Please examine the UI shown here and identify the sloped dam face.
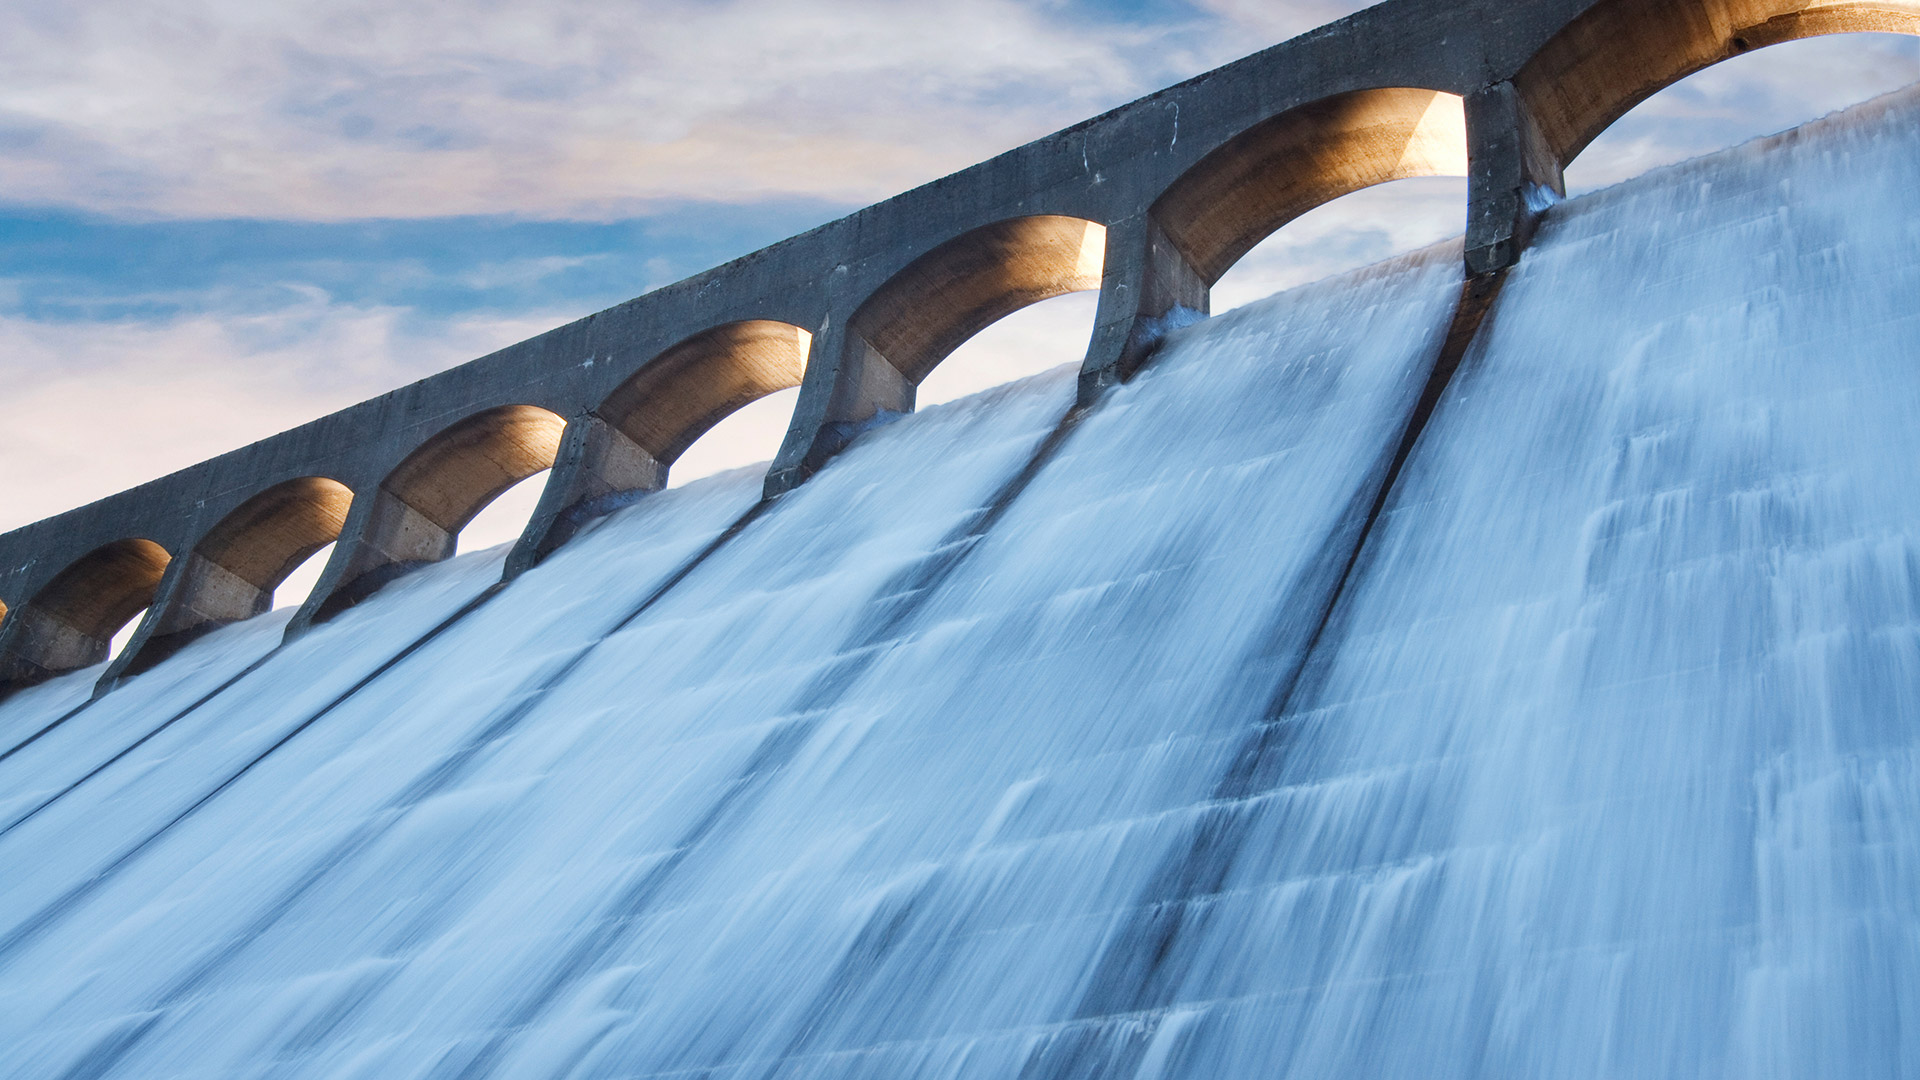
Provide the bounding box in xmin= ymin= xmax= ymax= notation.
xmin=4 ymin=91 xmax=1920 ymax=1080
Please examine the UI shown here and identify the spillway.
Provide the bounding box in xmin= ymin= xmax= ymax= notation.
xmin=3 ymin=89 xmax=1919 ymax=1078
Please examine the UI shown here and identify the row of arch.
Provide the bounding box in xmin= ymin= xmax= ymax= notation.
xmin=2 ymin=0 xmax=1914 ymax=694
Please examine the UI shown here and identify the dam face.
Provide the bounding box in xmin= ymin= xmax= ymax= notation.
xmin=4 ymin=85 xmax=1920 ymax=1080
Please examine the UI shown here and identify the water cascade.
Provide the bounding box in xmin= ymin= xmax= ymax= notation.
xmin=2 ymin=89 xmax=1917 ymax=1078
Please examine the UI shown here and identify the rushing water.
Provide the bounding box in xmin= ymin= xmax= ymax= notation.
xmin=2 ymin=89 xmax=1918 ymax=1079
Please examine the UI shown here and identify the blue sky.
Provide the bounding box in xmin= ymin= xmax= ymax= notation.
xmin=2 ymin=0 xmax=1917 ymax=547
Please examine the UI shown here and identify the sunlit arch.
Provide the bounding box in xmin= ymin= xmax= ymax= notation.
xmin=194 ymin=477 xmax=354 ymax=601
xmin=301 ymin=404 xmax=567 ymax=621
xmin=1517 ymin=0 xmax=1920 ymax=167
xmin=850 ymin=215 xmax=1107 ymax=387
xmin=0 ymin=538 xmax=170 ymax=685
xmin=109 ymin=477 xmax=354 ymax=676
xmin=1153 ymin=88 xmax=1468 ymax=285
xmin=382 ymin=404 xmax=568 ymax=538
xmin=600 ymin=320 xmax=811 ymax=469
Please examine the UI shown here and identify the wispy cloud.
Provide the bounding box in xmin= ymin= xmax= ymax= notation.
xmin=0 ymin=300 xmax=556 ymax=531
xmin=0 ymin=0 xmax=1208 ymax=219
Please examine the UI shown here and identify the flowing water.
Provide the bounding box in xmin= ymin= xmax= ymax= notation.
xmin=1 ymin=88 xmax=1917 ymax=1079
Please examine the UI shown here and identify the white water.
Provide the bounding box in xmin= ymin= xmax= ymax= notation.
xmin=0 ymin=89 xmax=1916 ymax=1078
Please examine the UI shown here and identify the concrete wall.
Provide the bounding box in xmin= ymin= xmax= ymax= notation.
xmin=2 ymin=0 xmax=1913 ymax=694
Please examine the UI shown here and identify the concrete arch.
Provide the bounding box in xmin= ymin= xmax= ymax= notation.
xmin=764 ymin=216 xmax=1105 ymax=494
xmin=114 ymin=477 xmax=353 ymax=676
xmin=195 ymin=476 xmax=354 ymax=596
xmin=501 ymin=322 xmax=812 ymax=576
xmin=1154 ymin=88 xmax=1469 ymax=284
xmin=382 ymin=404 xmax=569 ymax=538
xmin=851 ymin=215 xmax=1107 ymax=387
xmin=303 ymin=404 xmax=566 ymax=622
xmin=0 ymin=538 xmax=169 ymax=689
xmin=1516 ymin=0 xmax=1920 ymax=167
xmin=601 ymin=320 xmax=811 ymax=468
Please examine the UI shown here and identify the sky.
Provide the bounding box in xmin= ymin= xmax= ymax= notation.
xmin=3 ymin=0 xmax=1918 ymax=579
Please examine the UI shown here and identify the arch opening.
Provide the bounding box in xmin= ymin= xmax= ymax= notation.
xmin=918 ymin=290 xmax=1101 ymax=407
xmin=1561 ymin=30 xmax=1920 ymax=190
xmin=196 ymin=476 xmax=354 ymax=607
xmin=0 ymin=538 xmax=170 ymax=684
xmin=669 ymin=388 xmax=802 ymax=488
xmin=274 ymin=542 xmax=334 ymax=610
xmin=108 ymin=609 xmax=146 ymax=661
xmin=1152 ymin=87 xmax=1468 ymax=287
xmin=382 ymin=404 xmax=567 ymax=539
xmin=1209 ymin=175 xmax=1469 ymax=313
xmin=600 ymin=320 xmax=811 ymax=486
xmin=849 ymin=216 xmax=1106 ymax=390
xmin=458 ymin=469 xmax=552 ymax=553
xmin=1516 ymin=0 xmax=1920 ymax=173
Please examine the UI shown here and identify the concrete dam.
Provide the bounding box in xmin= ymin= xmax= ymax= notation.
xmin=4 ymin=0 xmax=1920 ymax=1076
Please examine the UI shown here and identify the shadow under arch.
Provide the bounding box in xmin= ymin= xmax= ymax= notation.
xmin=0 ymin=538 xmax=170 ymax=691
xmin=1516 ymin=0 xmax=1920 ymax=169
xmin=117 ymin=476 xmax=354 ymax=676
xmin=311 ymin=404 xmax=566 ymax=620
xmin=1153 ymin=87 xmax=1468 ymax=286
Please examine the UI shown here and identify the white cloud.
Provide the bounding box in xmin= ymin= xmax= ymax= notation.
xmin=0 ymin=301 xmax=556 ymax=532
xmin=0 ymin=0 xmax=1175 ymax=219
xmin=1187 ymin=0 xmax=1371 ymax=42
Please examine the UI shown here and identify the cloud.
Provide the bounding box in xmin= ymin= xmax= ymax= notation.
xmin=1186 ymin=0 xmax=1372 ymax=42
xmin=0 ymin=299 xmax=557 ymax=532
xmin=0 ymin=0 xmax=1191 ymax=220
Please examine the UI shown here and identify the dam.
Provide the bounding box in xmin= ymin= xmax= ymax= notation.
xmin=3 ymin=1 xmax=1920 ymax=1076
xmin=1 ymin=87 xmax=1917 ymax=1076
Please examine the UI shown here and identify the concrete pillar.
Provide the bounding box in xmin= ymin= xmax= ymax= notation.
xmin=0 ymin=538 xmax=171 ymax=696
xmin=94 ymin=553 xmax=257 ymax=684
xmin=0 ymin=606 xmax=110 ymax=693
xmin=1077 ymin=213 xmax=1210 ymax=404
xmin=1465 ymin=81 xmax=1566 ymax=276
xmin=764 ymin=320 xmax=905 ymax=498
xmin=283 ymin=490 xmax=444 ymax=635
xmin=504 ymin=413 xmax=667 ymax=579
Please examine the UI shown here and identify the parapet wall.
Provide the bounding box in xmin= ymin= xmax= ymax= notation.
xmin=3 ymin=0 xmax=1915 ymax=694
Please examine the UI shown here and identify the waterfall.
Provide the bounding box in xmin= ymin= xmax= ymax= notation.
xmin=1 ymin=88 xmax=1916 ymax=1080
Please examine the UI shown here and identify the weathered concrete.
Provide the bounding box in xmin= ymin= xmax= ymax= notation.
xmin=1 ymin=0 xmax=1911 ymax=696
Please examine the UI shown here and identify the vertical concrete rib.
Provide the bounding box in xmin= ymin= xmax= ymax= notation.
xmin=1465 ymin=82 xmax=1566 ymax=275
xmin=1077 ymin=214 xmax=1210 ymax=405
xmin=504 ymin=414 xmax=667 ymax=580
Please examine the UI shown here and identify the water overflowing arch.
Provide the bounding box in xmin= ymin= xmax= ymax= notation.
xmin=1516 ymin=0 xmax=1920 ymax=168
xmin=1153 ymin=88 xmax=1469 ymax=286
xmin=0 ymin=538 xmax=169 ymax=688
